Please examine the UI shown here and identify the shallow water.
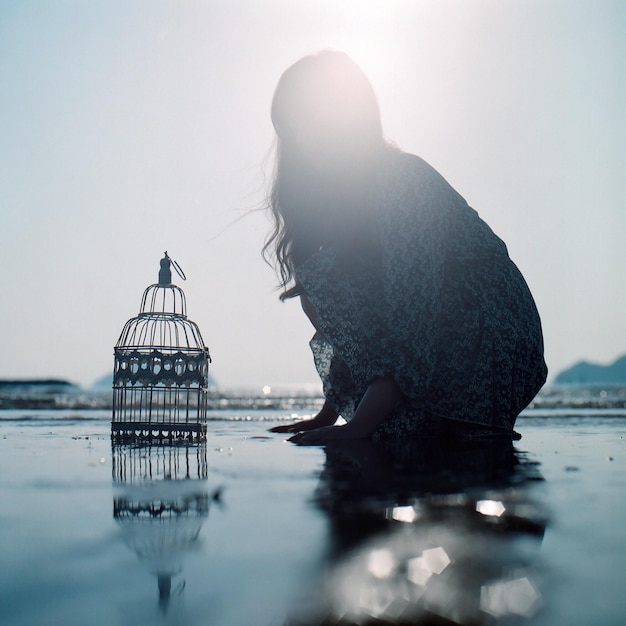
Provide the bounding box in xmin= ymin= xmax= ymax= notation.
xmin=1 ymin=409 xmax=625 ymax=625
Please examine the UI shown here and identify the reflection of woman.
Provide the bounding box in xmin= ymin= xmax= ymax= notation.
xmin=285 ymin=437 xmax=547 ymax=625
xmin=315 ymin=436 xmax=545 ymax=551
xmin=267 ymin=51 xmax=547 ymax=444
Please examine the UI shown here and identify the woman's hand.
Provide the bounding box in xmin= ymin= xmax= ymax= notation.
xmin=269 ymin=399 xmax=338 ymax=434
xmin=288 ymin=423 xmax=367 ymax=445
xmin=269 ymin=417 xmax=325 ymax=434
xmin=287 ymin=378 xmax=402 ymax=445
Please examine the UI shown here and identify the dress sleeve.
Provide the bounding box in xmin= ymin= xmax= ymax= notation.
xmin=372 ymin=155 xmax=459 ymax=400
xmin=296 ymin=247 xmax=372 ymax=388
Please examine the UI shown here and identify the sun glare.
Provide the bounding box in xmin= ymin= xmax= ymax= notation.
xmin=294 ymin=0 xmax=457 ymax=143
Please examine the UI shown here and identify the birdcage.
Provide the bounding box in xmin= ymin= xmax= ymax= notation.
xmin=112 ymin=253 xmax=211 ymax=442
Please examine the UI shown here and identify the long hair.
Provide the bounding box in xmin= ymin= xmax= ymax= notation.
xmin=263 ymin=51 xmax=387 ymax=300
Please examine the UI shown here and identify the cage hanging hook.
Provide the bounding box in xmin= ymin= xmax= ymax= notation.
xmin=164 ymin=251 xmax=186 ymax=281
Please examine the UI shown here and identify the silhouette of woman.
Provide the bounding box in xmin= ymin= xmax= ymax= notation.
xmin=266 ymin=51 xmax=547 ymax=444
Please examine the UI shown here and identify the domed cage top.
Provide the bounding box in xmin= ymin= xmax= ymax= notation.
xmin=112 ymin=253 xmax=211 ymax=442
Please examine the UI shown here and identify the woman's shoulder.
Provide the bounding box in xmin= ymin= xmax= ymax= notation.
xmin=378 ymin=148 xmax=509 ymax=258
xmin=382 ymin=148 xmax=462 ymax=198
xmin=382 ymin=146 xmax=428 ymax=176
xmin=387 ymin=148 xmax=431 ymax=170
xmin=378 ymin=147 xmax=469 ymax=217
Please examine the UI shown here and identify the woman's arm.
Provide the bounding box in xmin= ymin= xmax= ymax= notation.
xmin=344 ymin=377 xmax=402 ymax=436
xmin=288 ymin=377 xmax=401 ymax=443
xmin=300 ymin=293 xmax=319 ymax=331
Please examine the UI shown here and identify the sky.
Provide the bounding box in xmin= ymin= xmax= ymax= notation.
xmin=0 ymin=0 xmax=624 ymax=391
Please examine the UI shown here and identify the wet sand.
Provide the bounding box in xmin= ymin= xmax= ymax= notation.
xmin=1 ymin=412 xmax=625 ymax=625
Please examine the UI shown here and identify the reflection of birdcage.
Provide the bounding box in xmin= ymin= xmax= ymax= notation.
xmin=112 ymin=253 xmax=211 ymax=442
xmin=112 ymin=442 xmax=212 ymax=612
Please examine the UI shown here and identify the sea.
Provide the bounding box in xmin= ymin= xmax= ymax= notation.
xmin=1 ymin=380 xmax=625 ymax=419
xmin=1 ymin=383 xmax=625 ymax=625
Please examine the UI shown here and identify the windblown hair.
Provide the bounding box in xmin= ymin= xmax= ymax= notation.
xmin=263 ymin=51 xmax=387 ymax=300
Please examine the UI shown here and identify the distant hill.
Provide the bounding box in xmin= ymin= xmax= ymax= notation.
xmin=555 ymin=355 xmax=626 ymax=384
xmin=91 ymin=373 xmax=113 ymax=389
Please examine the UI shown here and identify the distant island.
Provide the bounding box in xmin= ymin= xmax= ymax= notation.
xmin=0 ymin=379 xmax=89 ymax=410
xmin=0 ymin=379 xmax=79 ymax=391
xmin=555 ymin=355 xmax=626 ymax=385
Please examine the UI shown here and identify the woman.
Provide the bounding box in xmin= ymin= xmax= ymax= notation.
xmin=265 ymin=51 xmax=547 ymax=443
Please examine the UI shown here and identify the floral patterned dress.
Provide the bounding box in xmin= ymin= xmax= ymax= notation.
xmin=295 ymin=150 xmax=547 ymax=439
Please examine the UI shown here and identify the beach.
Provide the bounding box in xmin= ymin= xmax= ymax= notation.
xmin=1 ymin=393 xmax=626 ymax=625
